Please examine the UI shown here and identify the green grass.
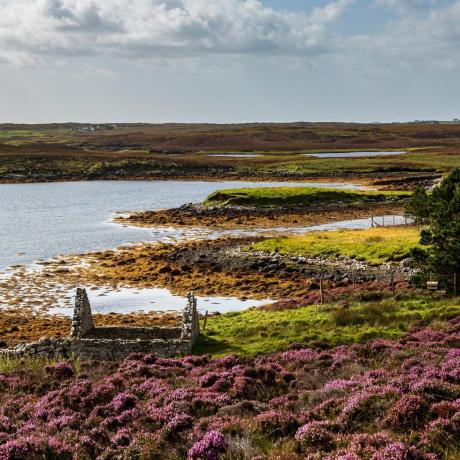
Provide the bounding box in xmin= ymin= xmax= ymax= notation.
xmin=0 ymin=130 xmax=46 ymax=139
xmin=0 ymin=355 xmax=82 ymax=374
xmin=4 ymin=139 xmax=38 ymax=147
xmin=0 ymin=355 xmax=58 ymax=374
xmin=195 ymin=297 xmax=460 ymax=356
xmin=252 ymin=227 xmax=421 ymax=265
xmin=205 ymin=186 xmax=410 ymax=207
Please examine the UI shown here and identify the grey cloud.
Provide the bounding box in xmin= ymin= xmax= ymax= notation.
xmin=0 ymin=0 xmax=351 ymax=63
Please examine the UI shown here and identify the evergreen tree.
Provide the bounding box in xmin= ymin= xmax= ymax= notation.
xmin=404 ymin=186 xmax=429 ymax=226
xmin=410 ymin=169 xmax=460 ymax=292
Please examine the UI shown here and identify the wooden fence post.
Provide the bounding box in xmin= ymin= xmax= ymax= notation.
xmin=319 ymin=275 xmax=324 ymax=305
xmin=203 ymin=310 xmax=208 ymax=332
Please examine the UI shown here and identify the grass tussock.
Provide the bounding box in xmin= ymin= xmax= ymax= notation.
xmin=252 ymin=226 xmax=421 ymax=264
xmin=0 ymin=355 xmax=60 ymax=374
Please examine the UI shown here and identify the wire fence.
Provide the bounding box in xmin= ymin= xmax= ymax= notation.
xmin=312 ymin=269 xmax=459 ymax=305
xmin=370 ymin=215 xmax=414 ymax=228
xmin=424 ymin=273 xmax=459 ymax=297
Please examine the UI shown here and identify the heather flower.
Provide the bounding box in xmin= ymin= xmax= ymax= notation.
xmin=112 ymin=428 xmax=131 ymax=447
xmin=48 ymin=414 xmax=78 ymax=430
xmin=165 ymin=414 xmax=193 ymax=433
xmin=0 ymin=439 xmax=30 ymax=459
xmin=429 ymin=399 xmax=460 ymax=419
xmin=77 ymin=434 xmax=100 ymax=457
xmin=371 ymin=442 xmax=433 ymax=460
xmin=255 ymin=411 xmax=298 ymax=437
xmin=382 ymin=394 xmax=429 ymax=431
xmin=200 ymin=372 xmax=220 ymax=388
xmin=212 ymin=355 xmax=240 ymax=369
xmin=85 ymin=382 xmax=117 ymax=405
xmin=45 ymin=436 xmax=73 ymax=459
xmin=422 ymin=418 xmax=460 ymax=450
xmin=323 ymin=379 xmax=359 ymax=393
xmin=67 ymin=379 xmax=92 ymax=400
xmin=295 ymin=421 xmax=335 ymax=451
xmin=45 ymin=362 xmax=74 ymax=379
xmin=109 ymin=392 xmax=138 ymax=412
xmin=136 ymin=378 xmax=165 ymax=396
xmin=338 ymin=389 xmax=398 ymax=428
xmin=187 ymin=430 xmax=227 ymax=460
xmin=0 ymin=320 xmax=458 ymax=460
xmin=0 ymin=415 xmax=12 ymax=433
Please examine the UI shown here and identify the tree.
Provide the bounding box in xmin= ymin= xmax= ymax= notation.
xmin=410 ymin=169 xmax=460 ymax=292
xmin=404 ymin=186 xmax=429 ymax=226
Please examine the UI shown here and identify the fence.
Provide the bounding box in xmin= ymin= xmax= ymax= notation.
xmin=313 ymin=268 xmax=459 ymax=305
xmin=370 ymin=215 xmax=413 ymax=228
xmin=425 ymin=273 xmax=459 ymax=297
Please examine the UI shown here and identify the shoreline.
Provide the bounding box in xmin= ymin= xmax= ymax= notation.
xmin=0 ymin=232 xmax=414 ymax=348
xmin=116 ymin=202 xmax=406 ymax=229
xmin=0 ymin=171 xmax=440 ymax=189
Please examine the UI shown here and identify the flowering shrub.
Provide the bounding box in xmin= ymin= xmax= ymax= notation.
xmin=295 ymin=421 xmax=335 ymax=451
xmin=0 ymin=318 xmax=458 ymax=459
xmin=187 ymin=430 xmax=226 ymax=460
xmin=44 ymin=362 xmax=74 ymax=379
xmin=382 ymin=394 xmax=429 ymax=430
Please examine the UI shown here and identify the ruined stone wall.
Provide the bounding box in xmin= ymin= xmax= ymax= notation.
xmin=70 ymin=288 xmax=94 ymax=338
xmin=181 ymin=292 xmax=200 ymax=345
xmin=1 ymin=289 xmax=200 ymax=361
xmin=0 ymin=337 xmax=71 ymax=359
xmin=70 ymin=338 xmax=192 ymax=361
xmin=84 ymin=326 xmax=182 ymax=340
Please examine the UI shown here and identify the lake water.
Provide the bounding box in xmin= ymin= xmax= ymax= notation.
xmin=208 ymin=153 xmax=262 ymax=158
xmin=304 ymin=151 xmax=406 ymax=158
xmin=52 ymin=286 xmax=272 ymax=316
xmin=0 ymin=180 xmax=367 ymax=270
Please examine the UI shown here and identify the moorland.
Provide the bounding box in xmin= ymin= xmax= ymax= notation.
xmin=0 ymin=122 xmax=459 ymax=459
xmin=2 ymin=122 xmax=460 ymax=187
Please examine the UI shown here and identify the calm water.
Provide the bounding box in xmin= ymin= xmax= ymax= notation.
xmin=208 ymin=154 xmax=262 ymax=158
xmin=0 ymin=180 xmax=367 ymax=270
xmin=304 ymin=151 xmax=406 ymax=158
xmin=52 ymin=286 xmax=273 ymax=316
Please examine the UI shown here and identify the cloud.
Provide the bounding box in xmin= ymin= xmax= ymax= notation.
xmin=0 ymin=0 xmax=351 ymax=65
xmin=354 ymin=1 xmax=460 ymax=69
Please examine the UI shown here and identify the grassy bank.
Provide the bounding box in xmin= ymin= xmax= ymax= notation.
xmin=205 ymin=186 xmax=410 ymax=207
xmin=196 ymin=296 xmax=460 ymax=356
xmin=252 ymin=226 xmax=420 ymax=264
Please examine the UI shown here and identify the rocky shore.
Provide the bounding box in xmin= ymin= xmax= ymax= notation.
xmin=116 ymin=201 xmax=405 ymax=229
xmin=58 ymin=236 xmax=414 ymax=305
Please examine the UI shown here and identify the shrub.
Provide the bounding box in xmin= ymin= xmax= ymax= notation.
xmin=187 ymin=431 xmax=227 ymax=460
xmin=295 ymin=421 xmax=335 ymax=452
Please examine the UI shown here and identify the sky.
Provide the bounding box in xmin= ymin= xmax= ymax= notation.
xmin=1 ymin=0 xmax=460 ymax=124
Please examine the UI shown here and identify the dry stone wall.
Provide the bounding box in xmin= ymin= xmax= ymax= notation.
xmin=70 ymin=288 xmax=94 ymax=338
xmin=1 ymin=289 xmax=200 ymax=361
xmin=0 ymin=337 xmax=71 ymax=359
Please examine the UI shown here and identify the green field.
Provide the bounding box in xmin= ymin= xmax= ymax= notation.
xmin=205 ymin=186 xmax=410 ymax=207
xmin=252 ymin=227 xmax=420 ymax=265
xmin=195 ymin=296 xmax=460 ymax=356
xmin=0 ymin=129 xmax=46 ymax=139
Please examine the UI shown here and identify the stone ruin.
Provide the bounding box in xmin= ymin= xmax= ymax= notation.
xmin=1 ymin=288 xmax=200 ymax=360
